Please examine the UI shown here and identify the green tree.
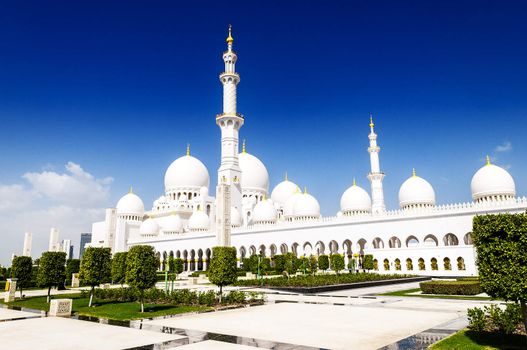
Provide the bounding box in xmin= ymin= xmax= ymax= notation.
xmin=260 ymin=257 xmax=271 ymax=276
xmin=80 ymin=247 xmax=111 ymax=307
xmin=11 ymin=256 xmax=33 ymax=298
xmin=330 ymin=254 xmax=345 ymax=275
xmin=65 ymin=259 xmax=80 ymax=285
xmin=362 ymin=254 xmax=374 ymax=271
xmin=473 ymin=213 xmax=527 ymax=335
xmin=283 ymin=253 xmax=298 ymax=275
xmin=126 ymin=245 xmax=158 ymax=312
xmin=111 ymin=252 xmax=128 ymax=286
xmin=208 ymin=246 xmax=237 ymax=303
xmin=308 ymin=255 xmax=318 ymax=275
xmin=318 ymin=254 xmax=329 ymax=272
xmin=272 ymin=254 xmax=286 ymax=273
xmin=37 ymin=251 xmax=66 ymax=302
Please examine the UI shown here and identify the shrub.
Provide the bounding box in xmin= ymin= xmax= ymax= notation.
xmin=283 ymin=253 xmax=298 ymax=275
xmin=224 ymin=290 xmax=246 ymax=304
xmin=308 ymin=255 xmax=318 ymax=275
xmin=330 ymin=254 xmax=345 ymax=275
xmin=363 ymin=255 xmax=374 ymax=270
xmin=318 ymin=255 xmax=329 ymax=271
xmin=272 ymin=254 xmax=286 ymax=273
xmin=260 ymin=257 xmax=271 ymax=275
xmin=485 ymin=304 xmax=523 ymax=335
xmin=420 ymin=280 xmax=482 ymax=295
xmin=111 ymin=252 xmax=127 ymax=286
xmin=11 ymin=256 xmax=33 ymax=298
xmin=467 ymin=307 xmax=486 ymax=332
xmin=65 ymin=259 xmax=80 ymax=285
xmin=347 ymin=258 xmax=356 ymax=272
xmin=198 ymin=290 xmax=216 ymax=306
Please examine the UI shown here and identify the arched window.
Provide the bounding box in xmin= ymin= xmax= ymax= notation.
xmin=389 ymin=236 xmax=401 ymax=248
xmin=372 ymin=237 xmax=384 ymax=249
xmin=443 ymin=233 xmax=459 ymax=246
xmin=406 ymin=236 xmax=419 ymax=247
xmin=457 ymin=257 xmax=466 ymax=270
xmin=443 ymin=257 xmax=451 ymax=270
xmin=418 ymin=258 xmax=425 ymax=271
xmin=423 ymin=235 xmax=438 ymax=247
xmin=406 ymin=258 xmax=413 ymax=270
xmin=394 ymin=258 xmax=401 ymax=271
xmin=463 ymin=232 xmax=473 ymax=245
xmin=383 ymin=259 xmax=390 ymax=271
xmin=431 ymin=258 xmax=438 ymax=270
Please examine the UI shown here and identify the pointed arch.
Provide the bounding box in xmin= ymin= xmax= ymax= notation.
xmin=372 ymin=237 xmax=384 ymax=249
xmin=423 ymin=234 xmax=438 ymax=247
xmin=389 ymin=236 xmax=401 ymax=248
xmin=406 ymin=236 xmax=419 ymax=247
xmin=443 ymin=233 xmax=459 ymax=246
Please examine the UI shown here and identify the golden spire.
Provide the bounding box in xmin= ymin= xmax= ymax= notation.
xmin=296 ymin=186 xmax=300 ymax=193
xmin=353 ymin=178 xmax=356 ymax=186
xmin=285 ymin=171 xmax=288 ymax=181
xmin=186 ymin=143 xmax=190 ymax=156
xmin=369 ymin=112 xmax=374 ymax=129
xmin=129 ymin=186 xmax=133 ymax=194
xmin=226 ymin=24 xmax=234 ymax=44
xmin=486 ymin=155 xmax=491 ymax=166
xmin=412 ymin=168 xmax=416 ymax=177
xmin=242 ymin=139 xmax=246 ymax=153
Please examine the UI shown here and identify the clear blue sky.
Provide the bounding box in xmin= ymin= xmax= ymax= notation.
xmin=0 ymin=1 xmax=526 ymax=263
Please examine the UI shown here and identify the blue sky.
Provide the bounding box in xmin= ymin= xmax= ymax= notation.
xmin=0 ymin=1 xmax=526 ymax=264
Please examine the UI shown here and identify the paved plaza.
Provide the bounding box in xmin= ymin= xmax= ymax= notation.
xmin=0 ymin=283 xmax=500 ymax=349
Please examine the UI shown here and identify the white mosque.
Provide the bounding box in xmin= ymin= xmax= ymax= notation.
xmin=89 ymin=27 xmax=527 ymax=276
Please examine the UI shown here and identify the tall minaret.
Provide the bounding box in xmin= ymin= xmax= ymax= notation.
xmin=216 ymin=25 xmax=243 ymax=246
xmin=367 ymin=114 xmax=386 ymax=214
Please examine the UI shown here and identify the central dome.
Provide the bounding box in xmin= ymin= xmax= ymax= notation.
xmin=238 ymin=151 xmax=269 ymax=193
xmin=399 ymin=170 xmax=436 ymax=209
xmin=164 ymin=154 xmax=210 ymax=192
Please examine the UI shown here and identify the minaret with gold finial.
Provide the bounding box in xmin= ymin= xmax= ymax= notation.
xmin=216 ymin=25 xmax=244 ymax=246
xmin=367 ymin=113 xmax=386 ymax=214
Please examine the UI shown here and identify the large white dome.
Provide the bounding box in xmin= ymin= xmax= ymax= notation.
xmin=188 ymin=210 xmax=209 ymax=231
xmin=162 ymin=214 xmax=183 ymax=233
xmin=238 ymin=151 xmax=269 ymax=193
xmin=340 ymin=181 xmax=372 ymax=214
xmin=471 ymin=160 xmax=515 ymax=202
xmin=399 ymin=170 xmax=436 ymax=209
xmin=293 ymin=192 xmax=321 ymax=219
xmin=252 ymin=199 xmax=277 ymax=224
xmin=164 ymin=154 xmax=210 ymax=192
xmin=116 ymin=191 xmax=145 ymax=216
xmin=271 ymin=177 xmax=298 ymax=205
xmin=139 ymin=217 xmax=159 ymax=236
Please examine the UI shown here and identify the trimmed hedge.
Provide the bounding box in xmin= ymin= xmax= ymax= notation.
xmin=236 ymin=272 xmax=414 ymax=287
xmin=420 ymin=280 xmax=482 ymax=295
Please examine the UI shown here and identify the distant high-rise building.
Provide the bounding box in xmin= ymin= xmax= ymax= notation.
xmin=69 ymin=245 xmax=74 ymax=260
xmin=23 ymin=232 xmax=32 ymax=257
xmin=61 ymin=239 xmax=72 ymax=259
xmin=48 ymin=228 xmax=60 ymax=252
xmin=79 ymin=233 xmax=92 ymax=259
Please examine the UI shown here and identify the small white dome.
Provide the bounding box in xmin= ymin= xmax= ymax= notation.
xmin=139 ymin=218 xmax=159 ymax=236
xmin=271 ymin=178 xmax=298 ymax=205
xmin=163 ymin=214 xmax=183 ymax=233
xmin=284 ymin=189 xmax=302 ymax=218
xmin=116 ymin=191 xmax=145 ymax=215
xmin=164 ymin=154 xmax=210 ymax=192
xmin=231 ymin=207 xmax=242 ymax=227
xmin=252 ymin=199 xmax=277 ymax=223
xmin=239 ymin=151 xmax=269 ymax=193
xmin=293 ymin=192 xmax=320 ymax=219
xmin=399 ymin=170 xmax=436 ymax=209
xmin=188 ymin=210 xmax=209 ymax=231
xmin=471 ymin=160 xmax=515 ymax=202
xmin=340 ymin=182 xmax=372 ymax=214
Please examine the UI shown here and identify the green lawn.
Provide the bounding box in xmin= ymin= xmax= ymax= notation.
xmin=1 ymin=294 xmax=211 ymax=321
xmin=430 ymin=329 xmax=527 ymax=350
xmin=379 ymin=288 xmax=492 ymax=300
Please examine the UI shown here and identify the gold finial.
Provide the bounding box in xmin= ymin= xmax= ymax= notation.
xmin=296 ymin=186 xmax=300 ymax=193
xmin=226 ymin=24 xmax=234 ymax=44
xmin=186 ymin=143 xmax=190 ymax=156
xmin=486 ymin=155 xmax=491 ymax=166
xmin=129 ymin=186 xmax=133 ymax=194
xmin=412 ymin=168 xmax=416 ymax=177
xmin=304 ymin=186 xmax=308 ymax=194
xmin=353 ymin=178 xmax=356 ymax=186
xmin=369 ymin=112 xmax=374 ymax=128
xmin=285 ymin=171 xmax=288 ymax=181
xmin=242 ymin=139 xmax=246 ymax=153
